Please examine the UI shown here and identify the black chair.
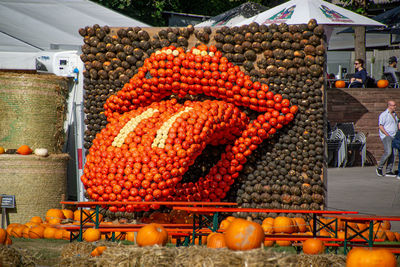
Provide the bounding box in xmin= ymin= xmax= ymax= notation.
xmin=335 ymin=122 xmax=366 ymax=167
xmin=382 ymin=72 xmax=399 ymax=88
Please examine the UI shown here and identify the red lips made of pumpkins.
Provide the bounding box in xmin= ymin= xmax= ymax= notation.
xmin=81 ymin=44 xmax=298 ymax=212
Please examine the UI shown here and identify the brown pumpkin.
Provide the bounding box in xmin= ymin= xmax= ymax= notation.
xmin=207 ymin=233 xmax=226 ymax=248
xmin=335 ymin=80 xmax=346 ymax=88
xmin=224 ymin=218 xmax=264 ymax=251
xmin=346 ymin=247 xmax=396 ymax=267
xmin=377 ymin=79 xmax=389 ymax=88
xmin=83 ymin=228 xmax=101 ymax=242
xmin=136 ymin=223 xmax=168 ymax=247
xmin=302 ymin=238 xmax=325 ymax=254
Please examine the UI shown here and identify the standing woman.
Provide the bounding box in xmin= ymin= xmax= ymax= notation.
xmin=349 ymin=59 xmax=367 ymax=88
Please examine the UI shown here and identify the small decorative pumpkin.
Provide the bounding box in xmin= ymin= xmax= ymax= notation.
xmin=83 ymin=228 xmax=101 ymax=242
xmin=335 ymin=80 xmax=346 ymax=88
xmin=17 ymin=145 xmax=32 ymax=155
xmin=0 ymin=146 xmax=5 ymax=154
xmin=136 ymin=223 xmax=168 ymax=247
xmin=377 ymin=79 xmax=389 ymax=88
xmin=207 ymin=233 xmax=226 ymax=248
xmin=302 ymin=238 xmax=325 ymax=254
xmin=34 ymin=148 xmax=48 ymax=157
xmin=224 ymin=218 xmax=264 ymax=251
xmin=346 ymin=247 xmax=396 ymax=267
xmin=91 ymin=246 xmax=107 ymax=257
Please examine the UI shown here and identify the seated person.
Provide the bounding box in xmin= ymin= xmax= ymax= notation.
xmin=384 ymin=56 xmax=398 ymax=84
xmin=349 ymin=59 xmax=367 ymax=88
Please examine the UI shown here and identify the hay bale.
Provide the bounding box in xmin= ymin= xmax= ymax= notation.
xmin=0 ymin=154 xmax=69 ymax=223
xmin=0 ymin=245 xmax=37 ymax=267
xmin=58 ymin=244 xmax=347 ymax=267
xmin=0 ymin=72 xmax=69 ymax=153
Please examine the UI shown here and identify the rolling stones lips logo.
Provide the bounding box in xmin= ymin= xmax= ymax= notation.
xmin=81 ymin=45 xmax=298 ymax=212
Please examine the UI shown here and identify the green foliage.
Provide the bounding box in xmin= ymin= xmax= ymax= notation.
xmin=90 ymin=0 xmax=288 ymax=26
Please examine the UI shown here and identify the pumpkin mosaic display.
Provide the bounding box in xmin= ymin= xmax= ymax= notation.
xmin=80 ymin=21 xmax=326 ymax=220
xmin=81 ymin=45 xmax=297 ymax=211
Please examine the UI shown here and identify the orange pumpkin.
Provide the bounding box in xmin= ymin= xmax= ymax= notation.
xmin=11 ymin=225 xmax=26 ymax=238
xmin=91 ymin=246 xmax=107 ymax=257
xmin=385 ymin=230 xmax=396 ymax=242
xmin=0 ymin=228 xmax=7 ymax=244
xmin=62 ymin=209 xmax=74 ymax=219
xmin=293 ymin=217 xmax=307 ymax=233
xmin=83 ymin=228 xmax=101 ymax=242
xmin=335 ymin=80 xmax=346 ymax=88
xmin=125 ymin=232 xmax=136 ymax=242
xmin=346 ymin=247 xmax=396 ymax=267
xmin=5 ymin=235 xmax=12 ymax=245
xmin=28 ymin=225 xmax=45 ymax=239
xmin=264 ymin=240 xmax=275 ymax=247
xmin=54 ymin=229 xmax=65 ymax=239
xmin=206 ymin=233 xmax=226 ymax=248
xmin=262 ymin=217 xmax=274 ymax=234
xmin=136 ymin=223 xmax=168 ymax=247
xmin=224 ymin=218 xmax=264 ymax=251
xmin=17 ymin=145 xmax=32 ymax=155
xmin=30 ymin=216 xmax=43 ymax=224
xmin=394 ymin=232 xmax=400 ymax=242
xmin=276 ymin=240 xmax=292 ymax=246
xmin=219 ymin=219 xmax=231 ymax=230
xmin=43 ymin=227 xmax=57 ymax=239
xmin=273 ymin=216 xmax=294 ymax=233
xmin=45 ymin=209 xmax=65 ymax=222
xmin=377 ymin=79 xmax=389 ymax=88
xmin=302 ymin=238 xmax=325 ymax=254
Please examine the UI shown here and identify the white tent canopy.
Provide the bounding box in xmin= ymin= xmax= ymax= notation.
xmin=234 ymin=0 xmax=385 ymax=27
xmin=195 ymin=2 xmax=267 ymax=27
xmin=0 ymin=0 xmax=150 ymax=69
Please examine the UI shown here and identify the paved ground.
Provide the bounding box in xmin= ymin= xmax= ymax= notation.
xmin=328 ymin=166 xmax=400 ymax=231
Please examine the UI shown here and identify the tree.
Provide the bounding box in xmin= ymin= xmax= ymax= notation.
xmin=332 ymin=0 xmax=376 ymax=63
xmin=91 ymin=0 xmax=287 ymax=26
